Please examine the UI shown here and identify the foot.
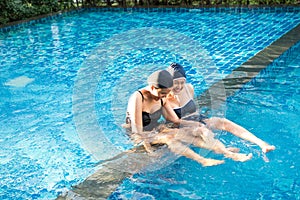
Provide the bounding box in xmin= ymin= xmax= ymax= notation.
xmin=226 ymin=147 xmax=240 ymax=153
xmin=226 ymin=153 xmax=253 ymax=162
xmin=201 ymin=158 xmax=225 ymax=167
xmin=262 ymin=144 xmax=275 ymax=153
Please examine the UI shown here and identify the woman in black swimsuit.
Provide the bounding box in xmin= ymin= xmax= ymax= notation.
xmin=125 ymin=70 xmax=180 ymax=150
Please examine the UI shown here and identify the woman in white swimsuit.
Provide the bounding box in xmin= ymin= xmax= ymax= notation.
xmin=165 ymin=62 xmax=275 ymax=154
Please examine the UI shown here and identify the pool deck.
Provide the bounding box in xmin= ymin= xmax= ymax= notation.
xmin=56 ymin=22 xmax=300 ymax=200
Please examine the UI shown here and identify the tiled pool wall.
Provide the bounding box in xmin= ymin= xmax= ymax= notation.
xmin=1 ymin=6 xmax=300 ymax=33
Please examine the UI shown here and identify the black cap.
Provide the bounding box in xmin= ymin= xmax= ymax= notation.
xmin=147 ymin=70 xmax=173 ymax=88
xmin=167 ymin=63 xmax=186 ymax=79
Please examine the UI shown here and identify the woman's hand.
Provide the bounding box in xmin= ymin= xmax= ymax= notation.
xmin=179 ymin=119 xmax=201 ymax=127
xmin=143 ymin=141 xmax=155 ymax=153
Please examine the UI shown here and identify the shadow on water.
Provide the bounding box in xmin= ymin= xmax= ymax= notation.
xmin=57 ymin=23 xmax=300 ymax=200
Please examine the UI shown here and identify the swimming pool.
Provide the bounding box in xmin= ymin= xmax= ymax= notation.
xmin=108 ymin=39 xmax=300 ymax=200
xmin=0 ymin=7 xmax=299 ymax=199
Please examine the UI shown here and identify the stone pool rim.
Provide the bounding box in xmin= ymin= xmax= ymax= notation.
xmin=1 ymin=6 xmax=300 ymax=33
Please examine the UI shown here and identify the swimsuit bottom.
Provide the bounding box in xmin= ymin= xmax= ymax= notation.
xmin=182 ymin=113 xmax=208 ymax=125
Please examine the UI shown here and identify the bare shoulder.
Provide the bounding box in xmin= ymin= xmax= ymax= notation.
xmin=139 ymin=89 xmax=151 ymax=100
xmin=129 ymin=90 xmax=143 ymax=102
xmin=186 ymin=83 xmax=194 ymax=93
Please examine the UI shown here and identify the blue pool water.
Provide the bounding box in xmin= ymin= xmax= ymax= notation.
xmin=0 ymin=8 xmax=299 ymax=199
xmin=109 ymin=40 xmax=300 ymax=200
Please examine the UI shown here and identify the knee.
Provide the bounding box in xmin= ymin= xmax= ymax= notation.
xmin=207 ymin=117 xmax=227 ymax=129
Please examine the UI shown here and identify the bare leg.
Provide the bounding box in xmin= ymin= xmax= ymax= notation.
xmin=180 ymin=126 xmax=240 ymax=152
xmin=166 ymin=140 xmax=224 ymax=167
xmin=226 ymin=147 xmax=240 ymax=153
xmin=165 ymin=126 xmax=252 ymax=162
xmin=149 ymin=132 xmax=224 ymax=167
xmin=204 ymin=117 xmax=275 ymax=153
xmin=182 ymin=127 xmax=253 ymax=162
xmin=194 ymin=138 xmax=253 ymax=162
xmin=149 ymin=126 xmax=250 ymax=164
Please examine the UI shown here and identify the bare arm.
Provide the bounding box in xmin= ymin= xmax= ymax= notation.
xmin=163 ymin=98 xmax=201 ymax=127
xmin=127 ymin=91 xmax=143 ymax=134
xmin=186 ymin=83 xmax=195 ymax=97
xmin=126 ymin=92 xmax=155 ymax=152
xmin=162 ymin=99 xmax=181 ymax=125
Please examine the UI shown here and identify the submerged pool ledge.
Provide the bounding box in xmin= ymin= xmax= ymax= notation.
xmin=196 ymin=22 xmax=300 ymax=108
xmin=56 ymin=146 xmax=171 ymax=199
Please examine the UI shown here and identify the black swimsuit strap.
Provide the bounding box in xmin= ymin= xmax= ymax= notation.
xmin=138 ymin=90 xmax=144 ymax=101
xmin=138 ymin=90 xmax=163 ymax=107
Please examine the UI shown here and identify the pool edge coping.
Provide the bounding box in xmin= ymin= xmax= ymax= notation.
xmin=1 ymin=6 xmax=300 ymax=33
